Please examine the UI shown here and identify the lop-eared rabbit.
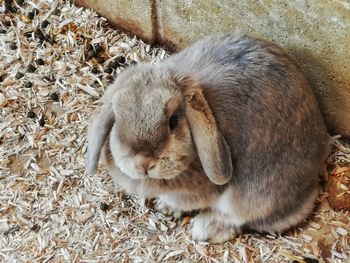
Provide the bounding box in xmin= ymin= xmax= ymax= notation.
xmin=87 ymin=33 xmax=329 ymax=243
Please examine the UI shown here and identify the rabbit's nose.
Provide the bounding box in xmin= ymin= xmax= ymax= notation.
xmin=135 ymin=154 xmax=157 ymax=175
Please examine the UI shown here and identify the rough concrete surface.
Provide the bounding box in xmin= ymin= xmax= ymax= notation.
xmin=75 ymin=0 xmax=350 ymax=136
xmin=75 ymin=0 xmax=155 ymax=43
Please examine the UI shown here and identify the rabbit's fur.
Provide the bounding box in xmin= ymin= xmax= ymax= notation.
xmin=87 ymin=33 xmax=330 ymax=243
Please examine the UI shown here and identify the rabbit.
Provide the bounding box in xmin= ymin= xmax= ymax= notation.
xmin=87 ymin=33 xmax=330 ymax=243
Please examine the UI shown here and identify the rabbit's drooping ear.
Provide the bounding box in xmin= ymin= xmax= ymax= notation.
xmin=86 ymin=101 xmax=114 ymax=175
xmin=179 ymin=78 xmax=233 ymax=185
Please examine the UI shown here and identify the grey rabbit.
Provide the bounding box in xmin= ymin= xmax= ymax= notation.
xmin=87 ymin=33 xmax=330 ymax=243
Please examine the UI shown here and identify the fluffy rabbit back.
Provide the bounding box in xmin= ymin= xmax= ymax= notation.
xmin=165 ymin=33 xmax=330 ymax=231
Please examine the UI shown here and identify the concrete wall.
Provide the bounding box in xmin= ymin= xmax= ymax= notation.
xmin=75 ymin=0 xmax=350 ymax=137
xmin=75 ymin=0 xmax=155 ymax=42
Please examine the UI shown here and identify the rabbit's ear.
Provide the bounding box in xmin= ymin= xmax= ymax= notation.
xmin=179 ymin=78 xmax=232 ymax=185
xmin=86 ymin=101 xmax=114 ymax=175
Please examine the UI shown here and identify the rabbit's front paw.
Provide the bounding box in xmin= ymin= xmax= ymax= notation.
xmin=154 ymin=199 xmax=183 ymax=218
xmin=192 ymin=211 xmax=241 ymax=244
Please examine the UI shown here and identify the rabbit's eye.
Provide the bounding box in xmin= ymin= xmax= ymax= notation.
xmin=169 ymin=114 xmax=179 ymax=132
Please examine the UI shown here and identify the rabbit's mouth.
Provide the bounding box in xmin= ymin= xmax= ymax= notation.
xmin=124 ymin=157 xmax=191 ymax=180
xmin=109 ymin=147 xmax=189 ymax=180
xmin=122 ymin=154 xmax=193 ymax=180
xmin=147 ymin=166 xmax=183 ymax=180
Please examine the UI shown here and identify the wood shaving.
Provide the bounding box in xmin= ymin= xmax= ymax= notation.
xmin=1 ymin=1 xmax=349 ymax=262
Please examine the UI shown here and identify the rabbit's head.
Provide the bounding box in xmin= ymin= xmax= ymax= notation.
xmin=87 ymin=65 xmax=232 ymax=185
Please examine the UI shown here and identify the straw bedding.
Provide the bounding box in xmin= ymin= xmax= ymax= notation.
xmin=0 ymin=1 xmax=349 ymax=262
